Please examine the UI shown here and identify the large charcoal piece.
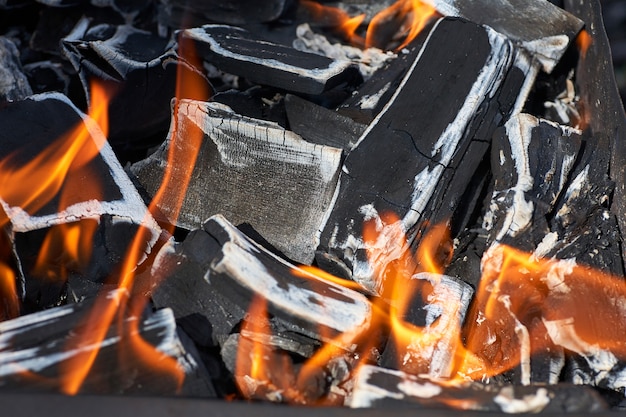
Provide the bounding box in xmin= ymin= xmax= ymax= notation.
xmin=316 ymin=17 xmax=524 ymax=294
xmin=182 ymin=25 xmax=362 ymax=96
xmin=426 ymin=0 xmax=584 ymax=72
xmin=0 ymin=292 xmax=215 ymax=397
xmin=61 ymin=20 xmax=206 ymax=152
xmin=0 ymin=92 xmax=161 ymax=310
xmin=131 ymin=100 xmax=343 ymax=264
xmin=348 ymin=365 xmax=608 ymax=413
xmin=151 ymin=214 xmax=373 ymax=349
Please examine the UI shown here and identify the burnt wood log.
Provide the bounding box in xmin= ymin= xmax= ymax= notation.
xmin=315 ymin=17 xmax=530 ymax=295
xmin=130 ymin=100 xmax=343 ymax=264
xmin=182 ymin=25 xmax=363 ymax=96
xmin=0 ymin=37 xmax=32 ymax=101
xmin=150 ymin=215 xmax=373 ymax=350
xmin=0 ymin=294 xmax=215 ymax=397
xmin=348 ymin=365 xmax=608 ymax=413
xmin=426 ymin=0 xmax=584 ymax=72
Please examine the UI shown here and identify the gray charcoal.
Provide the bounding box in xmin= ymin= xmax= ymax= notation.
xmin=130 ymin=100 xmax=343 ymax=264
xmin=0 ymin=37 xmax=32 ymax=101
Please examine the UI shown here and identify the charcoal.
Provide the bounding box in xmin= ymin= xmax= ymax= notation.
xmin=61 ymin=20 xmax=209 ymax=154
xmin=130 ymin=100 xmax=343 ymax=264
xmin=182 ymin=25 xmax=363 ymax=96
xmin=427 ymin=0 xmax=584 ymax=72
xmin=379 ymin=273 xmax=473 ymax=379
xmin=0 ymin=37 xmax=32 ymax=101
xmin=157 ymin=0 xmax=288 ymax=29
xmin=563 ymin=0 xmax=626 ymax=272
xmin=151 ymin=214 xmax=373 ymax=350
xmin=349 ymin=365 xmax=608 ymax=413
xmin=284 ymin=93 xmax=365 ymax=152
xmin=22 ymin=61 xmax=72 ymax=95
xmin=315 ymin=17 xmax=526 ymax=295
xmin=0 ymin=293 xmax=216 ymax=397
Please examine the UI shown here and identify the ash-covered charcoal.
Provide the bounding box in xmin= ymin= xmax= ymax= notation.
xmin=0 ymin=37 xmax=32 ymax=101
xmin=315 ymin=17 xmax=523 ymax=295
xmin=130 ymin=100 xmax=342 ymax=264
xmin=379 ymin=273 xmax=473 ymax=379
xmin=61 ymin=20 xmax=209 ymax=156
xmin=426 ymin=0 xmax=584 ymax=73
xmin=182 ymin=25 xmax=363 ymax=96
xmin=150 ymin=214 xmax=373 ymax=351
xmin=483 ymin=113 xmax=583 ymax=250
xmin=0 ymin=92 xmax=161 ymax=309
xmin=157 ymin=0 xmax=288 ymax=29
xmin=348 ymin=365 xmax=608 ymax=413
xmin=0 ymin=292 xmax=216 ymax=397
xmin=284 ymin=93 xmax=365 ymax=151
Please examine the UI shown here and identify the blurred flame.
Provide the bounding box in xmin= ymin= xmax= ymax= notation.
xmin=576 ymin=29 xmax=592 ymax=59
xmin=301 ymin=0 xmax=436 ymax=51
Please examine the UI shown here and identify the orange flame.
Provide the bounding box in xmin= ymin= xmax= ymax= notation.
xmin=58 ymin=33 xmax=210 ymax=395
xmin=366 ymin=0 xmax=437 ymax=50
xmin=301 ymin=0 xmax=437 ymax=51
xmin=576 ymin=29 xmax=592 ymax=59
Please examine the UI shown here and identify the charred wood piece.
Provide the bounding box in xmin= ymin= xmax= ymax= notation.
xmin=316 ymin=17 xmax=524 ymax=295
xmin=425 ymin=0 xmax=584 ymax=72
xmin=348 ymin=365 xmax=608 ymax=413
xmin=130 ymin=100 xmax=343 ymax=264
xmin=182 ymin=25 xmax=363 ymax=96
xmin=150 ymin=214 xmax=373 ymax=350
xmin=0 ymin=294 xmax=215 ymax=397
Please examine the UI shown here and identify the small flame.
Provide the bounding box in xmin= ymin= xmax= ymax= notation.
xmin=301 ymin=0 xmax=437 ymax=51
xmin=366 ymin=0 xmax=437 ymax=50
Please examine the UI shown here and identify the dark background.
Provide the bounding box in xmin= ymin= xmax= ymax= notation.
xmin=601 ymin=0 xmax=626 ymax=107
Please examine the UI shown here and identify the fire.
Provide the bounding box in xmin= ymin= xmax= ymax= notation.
xmin=301 ymin=0 xmax=437 ymax=51
xmin=576 ymin=29 xmax=592 ymax=59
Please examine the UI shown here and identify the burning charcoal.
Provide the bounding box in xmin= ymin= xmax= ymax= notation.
xmin=380 ymin=273 xmax=473 ymax=379
xmin=348 ymin=365 xmax=608 ymax=413
xmin=0 ymin=292 xmax=216 ymax=397
xmin=284 ymin=93 xmax=365 ymax=152
xmin=0 ymin=37 xmax=32 ymax=101
xmin=0 ymin=92 xmax=161 ymax=309
xmin=151 ymin=214 xmax=373 ymax=350
xmin=157 ymin=0 xmax=288 ymax=29
xmin=316 ymin=17 xmax=530 ymax=294
xmin=563 ymin=0 xmax=626 ymax=271
xmin=130 ymin=100 xmax=343 ymax=264
xmin=61 ymin=20 xmax=208 ymax=154
xmin=181 ymin=25 xmax=363 ymax=96
xmin=426 ymin=0 xmax=584 ymax=72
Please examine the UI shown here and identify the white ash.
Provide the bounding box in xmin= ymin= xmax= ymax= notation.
xmin=493 ymin=386 xmax=550 ymax=414
xmin=293 ymin=23 xmax=395 ymax=80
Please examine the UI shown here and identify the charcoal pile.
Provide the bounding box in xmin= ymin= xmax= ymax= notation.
xmin=0 ymin=0 xmax=626 ymax=415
